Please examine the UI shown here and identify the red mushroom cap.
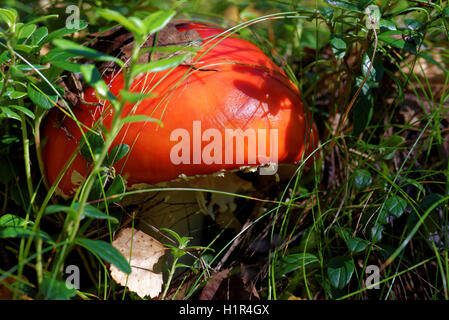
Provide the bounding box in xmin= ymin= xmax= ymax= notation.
xmin=42 ymin=22 xmax=319 ymax=197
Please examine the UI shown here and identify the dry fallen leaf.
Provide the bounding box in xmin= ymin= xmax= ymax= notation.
xmin=87 ymin=22 xmax=202 ymax=73
xmin=110 ymin=228 xmax=166 ymax=299
xmin=199 ymin=269 xmax=230 ymax=300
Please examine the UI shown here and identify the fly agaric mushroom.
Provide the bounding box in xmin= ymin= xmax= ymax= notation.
xmin=42 ymin=21 xmax=319 ymax=240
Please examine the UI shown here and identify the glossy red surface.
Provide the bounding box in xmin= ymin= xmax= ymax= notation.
xmin=42 ymin=21 xmax=319 ymax=196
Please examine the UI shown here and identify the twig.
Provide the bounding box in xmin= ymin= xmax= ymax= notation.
xmin=216 ymin=220 xmax=251 ymax=270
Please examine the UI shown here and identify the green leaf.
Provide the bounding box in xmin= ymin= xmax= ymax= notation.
xmin=129 ymin=16 xmax=145 ymax=31
xmin=30 ymin=26 xmax=48 ymax=45
xmin=80 ymin=64 xmax=119 ymax=109
xmin=107 ymin=144 xmax=130 ymax=166
xmin=45 ymin=202 xmax=118 ymax=223
xmin=42 ymin=49 xmax=81 ymax=72
xmin=15 ymin=64 xmax=47 ymax=72
xmin=378 ymin=30 xmax=405 ymax=48
xmin=0 ymin=51 xmax=9 ymax=65
xmin=380 ymin=135 xmax=404 ymax=160
xmin=379 ymin=19 xmax=397 ymax=31
xmin=142 ymin=44 xmax=199 ymax=57
xmin=131 ymin=54 xmax=191 ymax=77
xmin=362 ymin=51 xmax=384 ymax=82
xmin=353 ymin=77 xmax=373 ymax=136
xmin=160 ymin=227 xmax=185 ymax=246
xmin=354 ymin=169 xmax=372 ymax=190
xmin=27 ymin=83 xmax=58 ymax=109
xmin=0 ymin=226 xmax=53 ymax=242
xmin=325 ymin=0 xmax=362 ymax=12
xmin=164 ymin=244 xmax=187 ymax=259
xmin=26 ymin=14 xmax=58 ymax=25
xmin=80 ymin=129 xmax=105 ymax=162
xmin=327 ymin=256 xmax=354 ymax=289
xmin=370 ymin=224 xmax=384 ymax=242
xmin=378 ymin=30 xmax=420 ymax=54
xmin=3 ymin=88 xmax=28 ymax=100
xmin=377 ymin=208 xmax=390 ymax=225
xmin=0 ymin=214 xmax=31 ymax=227
xmin=340 ymin=229 xmax=369 ymax=253
xmin=44 ymin=20 xmax=88 ymax=44
xmin=89 ymin=173 xmax=108 ymax=202
xmin=9 ymin=67 xmax=26 ymax=79
xmin=384 ymin=196 xmax=407 ymax=219
xmin=358 ymin=0 xmax=374 ymax=9
xmin=121 ymin=115 xmax=163 ymax=127
xmin=97 ymin=9 xmax=140 ymax=36
xmin=52 ymin=39 xmax=124 ymax=68
xmin=275 ymin=253 xmax=319 ymax=277
xmin=105 ymin=175 xmax=125 ymax=203
xmin=443 ymin=6 xmax=449 ymax=18
xmin=75 ymin=203 xmax=119 ymax=223
xmin=5 ymin=105 xmax=35 ymax=119
xmin=41 ymin=274 xmax=76 ymax=300
xmin=330 ymin=36 xmax=346 ymax=59
xmin=44 ymin=205 xmax=76 ymax=216
xmin=50 ymin=60 xmax=81 ymax=73
xmin=316 ymin=274 xmax=345 ymax=299
xmin=76 ymin=238 xmax=131 ymax=274
xmin=405 ymin=19 xmax=422 ymax=30
xmin=319 ymin=7 xmax=334 ymax=23
xmin=175 ymin=263 xmax=198 ymax=273
xmin=119 ymin=90 xmax=155 ymax=103
xmin=17 ymin=24 xmax=37 ymax=43
xmin=46 ymin=202 xmax=118 ymax=223
xmin=42 ymin=48 xmax=80 ymax=63
xmin=143 ymin=10 xmax=176 ymax=34
xmin=13 ymin=44 xmax=38 ymax=54
xmin=0 ymin=8 xmax=17 ymax=29
xmin=1 ymin=107 xmax=20 ymax=121
xmin=346 ymin=237 xmax=369 ymax=253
